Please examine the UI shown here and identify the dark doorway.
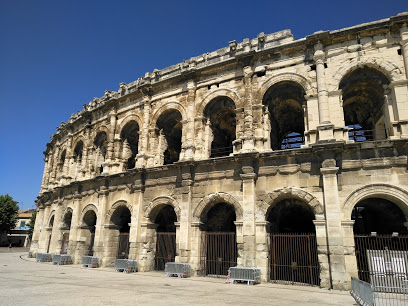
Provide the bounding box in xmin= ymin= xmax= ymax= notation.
xmin=111 ymin=206 xmax=131 ymax=259
xmin=200 ymin=203 xmax=237 ymax=277
xmin=154 ymin=205 xmax=177 ymax=270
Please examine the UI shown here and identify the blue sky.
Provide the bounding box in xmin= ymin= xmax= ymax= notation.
xmin=1 ymin=0 xmax=407 ymax=210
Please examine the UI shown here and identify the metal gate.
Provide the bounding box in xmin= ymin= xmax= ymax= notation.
xmin=200 ymin=232 xmax=237 ymax=277
xmin=60 ymin=232 xmax=69 ymax=254
xmin=354 ymin=235 xmax=408 ymax=293
xmin=87 ymin=233 xmax=95 ymax=256
xmin=155 ymin=232 xmax=176 ymax=270
xmin=269 ymin=233 xmax=319 ymax=286
xmin=117 ymin=233 xmax=129 ymax=259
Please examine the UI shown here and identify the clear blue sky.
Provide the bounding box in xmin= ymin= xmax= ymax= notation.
xmin=1 ymin=0 xmax=407 ymax=210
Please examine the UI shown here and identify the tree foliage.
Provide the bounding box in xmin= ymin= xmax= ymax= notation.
xmin=0 ymin=194 xmax=19 ymax=234
xmin=27 ymin=210 xmax=37 ymax=237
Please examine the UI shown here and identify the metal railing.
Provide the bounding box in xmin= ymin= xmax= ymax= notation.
xmin=348 ymin=125 xmax=390 ymax=142
xmin=36 ymin=253 xmax=52 ymax=262
xmin=52 ymin=254 xmax=72 ymax=265
xmin=114 ymin=259 xmax=137 ymax=273
xmin=351 ymin=277 xmax=408 ymax=306
xmin=281 ymin=134 xmax=304 ymax=149
xmin=82 ymin=256 xmax=99 ymax=268
xmin=228 ymin=267 xmax=261 ymax=285
xmin=165 ymin=262 xmax=191 ymax=278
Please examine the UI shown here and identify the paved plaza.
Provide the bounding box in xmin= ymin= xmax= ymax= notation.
xmin=0 ymin=249 xmax=356 ymax=305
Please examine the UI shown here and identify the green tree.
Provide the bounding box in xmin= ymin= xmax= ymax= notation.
xmin=27 ymin=210 xmax=37 ymax=238
xmin=0 ymin=194 xmax=19 ymax=234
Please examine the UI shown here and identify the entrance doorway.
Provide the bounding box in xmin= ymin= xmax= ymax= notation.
xmin=267 ymin=198 xmax=319 ymax=286
xmin=200 ymin=203 xmax=237 ymax=277
xmin=154 ymin=205 xmax=177 ymax=270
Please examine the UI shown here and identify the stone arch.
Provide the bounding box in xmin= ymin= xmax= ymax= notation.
xmin=79 ymin=204 xmax=98 ymax=226
xmin=255 ymin=72 xmax=314 ymax=104
xmin=149 ymin=102 xmax=187 ymax=129
xmin=104 ymin=200 xmax=133 ymax=225
xmin=47 ymin=210 xmax=56 ymax=227
xmin=115 ymin=114 xmax=143 ymax=139
xmin=342 ymin=184 xmax=408 ymax=220
xmin=144 ymin=196 xmax=181 ymax=222
xmin=197 ymin=89 xmax=241 ymax=117
xmin=193 ymin=192 xmax=243 ymax=222
xmin=91 ymin=125 xmax=109 ymax=140
xmin=59 ymin=207 xmax=73 ymax=229
xmin=71 ymin=135 xmax=86 ymax=152
xmin=331 ymin=58 xmax=403 ymax=91
xmin=257 ymin=187 xmax=324 ymax=221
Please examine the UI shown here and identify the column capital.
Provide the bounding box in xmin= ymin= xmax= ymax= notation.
xmin=320 ymin=166 xmax=339 ymax=176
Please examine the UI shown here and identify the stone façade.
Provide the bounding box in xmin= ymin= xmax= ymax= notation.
xmin=30 ymin=13 xmax=408 ymax=290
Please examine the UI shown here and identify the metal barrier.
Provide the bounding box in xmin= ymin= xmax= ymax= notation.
xmin=228 ymin=267 xmax=261 ymax=285
xmin=82 ymin=256 xmax=99 ymax=268
xmin=114 ymin=259 xmax=137 ymax=273
xmin=351 ymin=277 xmax=408 ymax=306
xmin=165 ymin=262 xmax=191 ymax=278
xmin=53 ymin=254 xmax=72 ymax=265
xmin=28 ymin=251 xmax=33 ymax=258
xmin=36 ymin=253 xmax=52 ymax=262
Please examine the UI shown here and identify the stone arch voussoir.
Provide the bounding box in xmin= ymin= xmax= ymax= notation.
xmin=149 ymin=102 xmax=187 ymax=129
xmin=331 ymin=57 xmax=403 ymax=91
xmin=116 ymin=114 xmax=143 ymax=139
xmin=342 ymin=184 xmax=408 ymax=220
xmin=79 ymin=203 xmax=98 ymax=227
xmin=144 ymin=196 xmax=181 ymax=222
xmin=104 ymin=200 xmax=133 ymax=225
xmin=193 ymin=192 xmax=243 ymax=222
xmin=197 ymin=88 xmax=241 ymax=117
xmin=257 ymin=187 xmax=324 ymax=221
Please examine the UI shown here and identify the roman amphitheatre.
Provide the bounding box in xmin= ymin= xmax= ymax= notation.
xmin=30 ymin=12 xmax=408 ymax=290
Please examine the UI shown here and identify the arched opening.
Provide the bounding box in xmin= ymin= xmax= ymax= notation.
xmin=156 ymin=110 xmax=182 ymax=165
xmin=110 ymin=206 xmax=131 ymax=259
xmin=352 ymin=198 xmax=408 ymax=290
xmin=94 ymin=132 xmax=107 ymax=175
xmin=339 ymin=67 xmax=390 ymax=142
xmin=204 ymin=97 xmax=236 ymax=158
xmin=60 ymin=211 xmax=72 ymax=254
xmin=266 ymin=199 xmax=319 ymax=286
xmin=59 ymin=150 xmax=66 ymax=172
xmin=262 ymin=82 xmax=306 ymax=150
xmin=153 ymin=205 xmax=177 ymax=270
xmin=83 ymin=210 xmax=97 ymax=256
xmin=120 ymin=121 xmax=139 ymax=169
xmin=47 ymin=215 xmax=55 ymax=253
xmin=200 ymin=203 xmax=237 ymax=277
xmin=72 ymin=141 xmax=83 ymax=178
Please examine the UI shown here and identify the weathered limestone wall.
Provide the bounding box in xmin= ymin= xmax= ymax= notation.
xmin=31 ymin=13 xmax=408 ymax=290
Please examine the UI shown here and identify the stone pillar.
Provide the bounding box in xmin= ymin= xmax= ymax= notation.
xmin=189 ymin=221 xmax=203 ymax=275
xmin=62 ymin=134 xmax=73 ymax=183
xmin=194 ymin=117 xmax=205 ymax=160
xmin=390 ymin=80 xmax=408 ymax=138
xmin=241 ymin=66 xmax=255 ymax=152
xmin=40 ymin=155 xmax=50 ymax=192
xmin=138 ymin=220 xmax=156 ymax=272
xmin=94 ymin=186 xmax=109 ymax=265
xmin=136 ymin=95 xmax=151 ymax=168
xmin=341 ymin=220 xmax=358 ymax=280
xmin=400 ymin=24 xmax=408 ymax=79
xmin=49 ymin=202 xmax=64 ymax=254
xmin=81 ymin=126 xmax=91 ymax=179
xmin=233 ymin=108 xmax=244 ymax=153
xmin=313 ymin=219 xmax=331 ymax=288
xmin=103 ymin=109 xmax=117 ymax=174
xmin=320 ymin=163 xmax=349 ymax=290
xmin=314 ymin=43 xmax=334 ymax=141
xmin=128 ymin=184 xmax=142 ymax=260
xmin=255 ymin=221 xmax=269 ymax=282
xmin=70 ymin=193 xmax=82 ymax=263
xmin=253 ymin=104 xmax=265 ymax=151
xmin=30 ymin=206 xmax=44 ymax=255
xmin=303 ymin=95 xmax=319 ymax=146
xmin=182 ymin=81 xmax=196 ymax=160
xmin=240 ymin=166 xmax=257 ymax=267
xmin=38 ymin=204 xmax=51 ymax=253
xmin=50 ymin=145 xmax=60 ymax=188
xmin=177 ymin=168 xmax=194 ymax=264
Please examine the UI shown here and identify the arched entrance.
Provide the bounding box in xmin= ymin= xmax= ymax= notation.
xmin=262 ymin=81 xmax=306 ymax=150
xmin=47 ymin=215 xmax=55 ymax=253
xmin=120 ymin=121 xmax=139 ymax=169
xmin=339 ymin=67 xmax=390 ymax=142
xmin=153 ymin=205 xmax=177 ymax=270
xmin=60 ymin=210 xmax=72 ymax=254
xmin=203 ymin=97 xmax=236 ymax=157
xmin=200 ymin=203 xmax=237 ymax=277
xmin=266 ymin=199 xmax=319 ymax=286
xmin=82 ymin=210 xmax=97 ymax=256
xmin=156 ymin=110 xmax=182 ymax=165
xmin=352 ymin=198 xmax=408 ymax=291
xmin=109 ymin=206 xmax=131 ymax=259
